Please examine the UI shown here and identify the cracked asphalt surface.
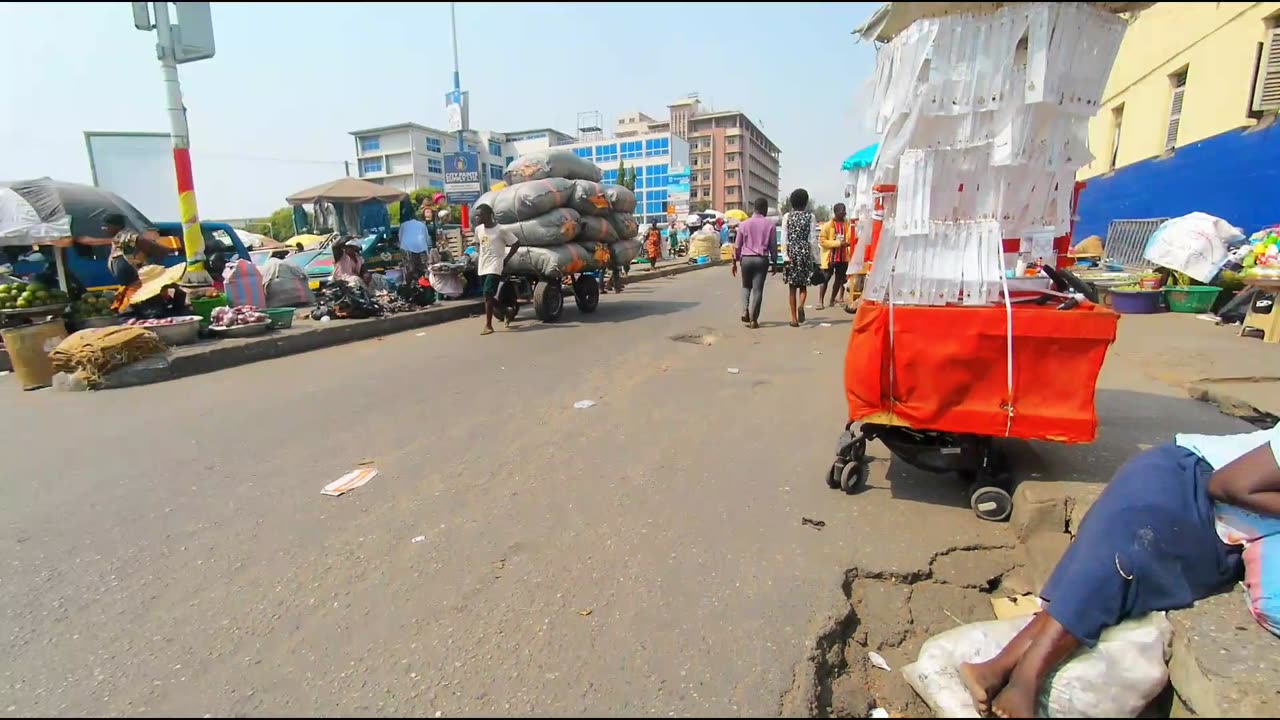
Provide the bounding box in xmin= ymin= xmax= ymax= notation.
xmin=0 ymin=267 xmax=1246 ymax=717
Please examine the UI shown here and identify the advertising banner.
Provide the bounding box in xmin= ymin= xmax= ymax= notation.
xmin=443 ymin=151 xmax=482 ymax=205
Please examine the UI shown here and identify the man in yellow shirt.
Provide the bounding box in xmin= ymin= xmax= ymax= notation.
xmin=817 ymin=202 xmax=852 ymax=309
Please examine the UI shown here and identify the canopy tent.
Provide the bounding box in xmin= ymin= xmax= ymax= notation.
xmin=285 ymin=177 xmax=407 ymax=238
xmin=841 ymin=143 xmax=880 ymax=172
xmin=0 ymin=178 xmax=153 ymax=247
xmin=852 ymin=2 xmax=1154 ymax=43
xmin=286 ymin=177 xmax=407 ymax=205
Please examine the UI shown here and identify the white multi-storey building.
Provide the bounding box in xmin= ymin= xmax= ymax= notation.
xmin=347 ymin=123 xmax=574 ymax=193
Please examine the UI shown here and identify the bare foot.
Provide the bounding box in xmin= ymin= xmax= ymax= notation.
xmin=959 ymin=661 xmax=1006 ymax=716
xmin=991 ymin=679 xmax=1036 ymax=719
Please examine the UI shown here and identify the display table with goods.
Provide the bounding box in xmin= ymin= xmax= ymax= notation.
xmin=471 ymin=150 xmax=643 ymax=322
xmin=830 ymin=2 xmax=1134 ymax=522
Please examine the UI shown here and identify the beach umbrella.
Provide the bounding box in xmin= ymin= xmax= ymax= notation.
xmin=0 ymin=177 xmax=153 ymax=247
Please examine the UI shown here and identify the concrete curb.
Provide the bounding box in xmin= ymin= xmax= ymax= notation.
xmin=1185 ymin=382 xmax=1279 ymax=427
xmin=165 ymin=261 xmax=716 ymax=381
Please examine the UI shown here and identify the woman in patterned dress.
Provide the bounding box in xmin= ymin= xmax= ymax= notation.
xmin=782 ymin=188 xmax=818 ymax=327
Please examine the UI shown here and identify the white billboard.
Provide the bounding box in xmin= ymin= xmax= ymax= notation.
xmin=84 ymin=132 xmax=179 ymax=221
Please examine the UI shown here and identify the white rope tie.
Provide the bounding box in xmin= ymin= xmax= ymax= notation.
xmin=997 ymin=232 xmax=1015 ymax=437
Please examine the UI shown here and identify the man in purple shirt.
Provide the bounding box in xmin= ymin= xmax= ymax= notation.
xmin=731 ymin=197 xmax=778 ymax=329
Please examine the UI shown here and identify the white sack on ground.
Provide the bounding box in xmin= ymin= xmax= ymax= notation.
xmin=902 ymin=613 xmax=1173 ymax=718
xmin=504 ymin=150 xmax=603 ymax=185
xmin=1143 ymin=212 xmax=1245 ymax=283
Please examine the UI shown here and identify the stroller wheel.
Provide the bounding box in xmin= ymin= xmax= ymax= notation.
xmin=840 ymin=461 xmax=869 ymax=495
xmin=968 ymin=482 xmax=1013 ymax=522
xmin=825 ymin=462 xmax=843 ymax=489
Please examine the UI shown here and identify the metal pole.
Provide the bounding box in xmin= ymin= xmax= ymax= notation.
xmin=153 ymin=1 xmax=209 ymax=284
xmin=450 ymin=1 xmax=463 ymax=153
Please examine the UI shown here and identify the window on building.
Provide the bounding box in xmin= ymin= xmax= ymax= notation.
xmin=643 ymin=163 xmax=668 ymax=189
xmin=726 ymin=186 xmax=739 ymax=197
xmin=1165 ymin=68 xmax=1187 ymax=152
xmin=359 ymin=157 xmax=383 ymax=174
xmin=621 ymin=140 xmax=643 ymax=159
xmin=427 ymin=158 xmax=443 ymax=174
xmin=702 ymin=172 xmax=711 ymax=182
xmin=643 ymin=137 xmax=669 ymax=157
xmin=573 ymin=147 xmax=593 ymax=159
xmin=726 ymin=170 xmax=739 ymax=179
xmin=506 ymin=156 xmax=514 ymax=167
xmin=489 ymin=164 xmax=503 ymax=181
xmin=489 ymin=140 xmax=502 ymax=156
xmin=466 ymin=143 xmax=479 ymax=153
xmin=645 ymin=199 xmax=665 ymax=216
xmin=1109 ymin=104 xmax=1124 ymax=170
xmin=595 ymin=144 xmax=618 ymax=162
xmin=726 ymin=152 xmax=739 ymax=163
xmin=425 ymin=137 xmax=442 ymax=153
xmin=1251 ymin=20 xmax=1280 ymax=114
xmin=727 ymin=136 xmax=739 ymax=146
xmin=602 ymin=169 xmax=618 ymax=184
xmin=359 ymin=136 xmax=380 ymax=153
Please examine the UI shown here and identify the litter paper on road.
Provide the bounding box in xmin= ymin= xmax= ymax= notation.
xmin=415 ymin=332 xmax=426 ymax=337
xmin=411 ymin=535 xmax=426 ymax=544
xmin=321 ymin=468 xmax=378 ymax=497
xmin=868 ymin=651 xmax=891 ymax=671
xmin=727 ymin=367 xmax=740 ymax=374
xmin=573 ymin=400 xmax=597 ymax=409
xmin=820 ymin=322 xmax=833 ymax=327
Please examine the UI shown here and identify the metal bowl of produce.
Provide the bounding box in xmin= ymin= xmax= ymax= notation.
xmin=124 ymin=315 xmax=202 ymax=346
xmin=75 ymin=315 xmax=122 ymax=330
xmin=210 ymin=321 xmax=269 ymax=338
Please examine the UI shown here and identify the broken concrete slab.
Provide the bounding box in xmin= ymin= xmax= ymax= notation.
xmin=1067 ymin=485 xmax=1102 ymax=537
xmin=1004 ymin=532 xmax=1073 ymax=596
xmin=1010 ymin=482 xmax=1068 ymax=542
xmin=1168 ymin=589 xmax=1280 ymax=717
xmin=930 ymin=546 xmax=1016 ymax=590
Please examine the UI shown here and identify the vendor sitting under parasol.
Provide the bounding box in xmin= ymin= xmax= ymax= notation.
xmin=80 ymin=213 xmax=172 ymax=289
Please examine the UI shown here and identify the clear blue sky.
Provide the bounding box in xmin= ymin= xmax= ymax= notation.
xmin=0 ymin=1 xmax=879 ymax=219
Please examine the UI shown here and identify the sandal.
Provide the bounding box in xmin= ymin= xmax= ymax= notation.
xmin=789 ymin=321 xmax=800 ymax=328
xmin=798 ymin=308 xmax=806 ymax=323
xmin=480 ymin=327 xmax=494 ymax=336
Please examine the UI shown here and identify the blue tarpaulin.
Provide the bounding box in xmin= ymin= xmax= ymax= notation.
xmin=841 ymin=144 xmax=879 ymax=171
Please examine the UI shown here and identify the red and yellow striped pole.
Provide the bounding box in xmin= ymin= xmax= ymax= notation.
xmin=155 ymin=2 xmax=210 ymax=285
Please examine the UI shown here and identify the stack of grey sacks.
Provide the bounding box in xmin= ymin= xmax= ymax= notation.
xmin=473 ymin=149 xmax=642 ymax=279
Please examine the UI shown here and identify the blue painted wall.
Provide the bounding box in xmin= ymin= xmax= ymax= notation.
xmin=1076 ymin=122 xmax=1280 ymax=241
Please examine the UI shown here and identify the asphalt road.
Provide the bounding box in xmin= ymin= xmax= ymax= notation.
xmin=0 ymin=267 xmax=1247 ymax=717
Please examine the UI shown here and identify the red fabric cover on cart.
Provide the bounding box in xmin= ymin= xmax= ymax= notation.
xmin=844 ymin=301 xmax=1118 ymax=443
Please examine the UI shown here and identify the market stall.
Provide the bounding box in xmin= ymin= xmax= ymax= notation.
xmin=828 ymin=1 xmax=1150 ymax=520
xmin=284 ymin=177 xmax=407 ymax=238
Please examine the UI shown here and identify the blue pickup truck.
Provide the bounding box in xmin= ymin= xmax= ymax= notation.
xmin=11 ymin=222 xmax=253 ymax=289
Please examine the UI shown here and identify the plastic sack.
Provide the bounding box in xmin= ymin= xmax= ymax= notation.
xmin=689 ymin=230 xmax=720 ymax=261
xmin=223 ymin=258 xmax=267 ymax=309
xmin=504 ymin=150 xmax=603 ymax=185
xmin=568 ymin=180 xmax=612 ymax=217
xmin=603 ymin=185 xmax=637 ymax=214
xmin=503 ymin=208 xmax=581 ymax=247
xmin=578 ymin=215 xmax=620 ymax=244
xmin=480 ymin=178 xmax=573 ymax=225
xmin=609 ymin=239 xmax=642 ymax=267
xmin=902 ymin=613 xmax=1173 ymax=718
xmin=1144 ymin=212 xmax=1245 ymax=283
xmin=607 ymin=213 xmax=640 ymax=240
xmin=504 ymin=242 xmax=607 ymax=278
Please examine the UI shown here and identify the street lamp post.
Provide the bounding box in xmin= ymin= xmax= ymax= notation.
xmin=134 ymin=2 xmax=215 ymax=284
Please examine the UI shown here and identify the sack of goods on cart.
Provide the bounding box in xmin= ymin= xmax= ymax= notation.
xmin=476 ymin=149 xmax=641 ymax=280
xmin=829 ymin=2 xmax=1135 ymax=522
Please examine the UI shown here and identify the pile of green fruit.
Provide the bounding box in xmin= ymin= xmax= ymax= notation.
xmin=0 ymin=280 xmax=70 ymax=311
xmin=70 ymin=290 xmax=117 ymax=320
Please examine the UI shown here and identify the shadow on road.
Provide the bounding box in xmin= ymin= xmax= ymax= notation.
xmin=510 ymin=300 xmax=700 ymax=332
xmin=860 ymin=388 xmax=1251 ymax=511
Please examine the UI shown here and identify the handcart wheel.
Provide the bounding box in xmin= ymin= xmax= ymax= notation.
xmin=574 ymin=275 xmax=600 ymax=313
xmin=533 ymin=281 xmax=564 ymax=322
xmin=840 ymin=461 xmax=869 ymax=495
xmin=968 ymin=482 xmax=1013 ymax=522
xmin=826 ymin=462 xmax=843 ymax=489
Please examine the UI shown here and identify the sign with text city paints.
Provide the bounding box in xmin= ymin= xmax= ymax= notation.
xmin=443 ymin=152 xmax=481 ymax=205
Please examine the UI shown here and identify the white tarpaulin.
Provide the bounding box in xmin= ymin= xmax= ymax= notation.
xmin=84 ymin=132 xmax=180 ymax=222
xmin=1143 ymin=212 xmax=1245 ymax=283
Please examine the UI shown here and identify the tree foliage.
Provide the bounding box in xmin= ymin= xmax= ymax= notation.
xmin=616 ymin=160 xmax=637 ymax=191
xmin=691 ymin=199 xmax=711 ymax=212
xmin=268 ymin=207 xmax=298 ymax=241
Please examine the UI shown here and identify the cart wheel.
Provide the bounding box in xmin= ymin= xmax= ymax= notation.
xmin=840 ymin=461 xmax=869 ymax=495
xmin=574 ymin=275 xmax=600 ymax=313
xmin=968 ymin=482 xmax=1013 ymax=522
xmin=826 ymin=462 xmax=843 ymax=489
xmin=533 ymin=281 xmax=563 ymax=322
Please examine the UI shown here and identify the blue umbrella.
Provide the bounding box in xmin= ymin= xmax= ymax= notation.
xmin=840 ymin=143 xmax=880 ymax=172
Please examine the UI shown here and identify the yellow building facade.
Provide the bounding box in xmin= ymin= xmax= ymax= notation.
xmin=1080 ymin=1 xmax=1280 ymax=180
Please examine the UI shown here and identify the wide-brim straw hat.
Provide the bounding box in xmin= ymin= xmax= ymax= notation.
xmin=130 ymin=263 xmax=187 ymax=304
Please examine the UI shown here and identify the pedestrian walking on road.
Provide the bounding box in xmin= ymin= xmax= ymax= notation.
xmin=473 ymin=201 xmax=520 ymax=336
xmin=645 ymin=223 xmax=662 ymax=271
xmin=957 ymin=426 xmax=1280 ymax=717
xmin=731 ymin=197 xmax=777 ymax=329
xmin=782 ymin=188 xmax=819 ymax=327
xmin=817 ymin=202 xmax=852 ymax=309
